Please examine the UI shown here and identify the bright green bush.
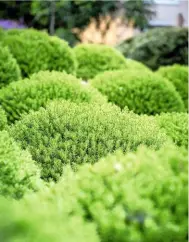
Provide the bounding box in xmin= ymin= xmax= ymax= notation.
xmin=157 ymin=64 xmax=188 ymax=108
xmin=0 ymin=70 xmax=106 ymax=123
xmin=1 ymin=29 xmax=77 ymax=77
xmin=9 ymin=100 xmax=168 ymax=181
xmin=156 ymin=112 xmax=188 ymax=148
xmin=0 ymin=106 xmax=7 ymax=130
xmin=2 ymin=144 xmax=186 ymax=242
xmin=0 ymin=44 xmax=21 ymax=88
xmin=117 ymin=27 xmax=188 ymax=70
xmin=0 ymin=130 xmax=41 ymax=199
xmin=74 ymin=44 xmax=128 ymax=80
xmin=57 ymin=144 xmax=187 ymax=242
xmin=91 ymin=70 xmax=185 ymax=114
xmin=0 ymin=196 xmax=99 ymax=242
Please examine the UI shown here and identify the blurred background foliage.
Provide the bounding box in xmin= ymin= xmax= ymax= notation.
xmin=0 ymin=0 xmax=155 ymax=46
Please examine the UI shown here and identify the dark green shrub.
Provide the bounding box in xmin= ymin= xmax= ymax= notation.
xmin=157 ymin=64 xmax=188 ymax=108
xmin=1 ymin=29 xmax=77 ymax=77
xmin=9 ymin=100 xmax=167 ymax=181
xmin=0 ymin=196 xmax=99 ymax=242
xmin=0 ymin=130 xmax=41 ymax=199
xmin=0 ymin=44 xmax=21 ymax=88
xmin=74 ymin=44 xmax=128 ymax=80
xmin=117 ymin=27 xmax=188 ymax=70
xmin=0 ymin=106 xmax=7 ymax=130
xmin=91 ymin=70 xmax=185 ymax=114
xmin=0 ymin=71 xmax=106 ymax=123
xmin=156 ymin=112 xmax=188 ymax=148
xmin=56 ymin=144 xmax=187 ymax=242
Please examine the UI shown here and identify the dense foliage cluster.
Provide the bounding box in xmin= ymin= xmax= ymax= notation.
xmin=0 ymin=44 xmax=21 ymax=88
xmin=9 ymin=100 xmax=167 ymax=181
xmin=91 ymin=70 xmax=185 ymax=114
xmin=0 ymin=144 xmax=187 ymax=241
xmin=0 ymin=71 xmax=106 ymax=123
xmin=74 ymin=44 xmax=128 ymax=79
xmin=156 ymin=112 xmax=188 ymax=148
xmin=0 ymin=130 xmax=41 ymax=199
xmin=117 ymin=27 xmax=188 ymax=70
xmin=1 ymin=29 xmax=77 ymax=77
xmin=0 ymin=106 xmax=7 ymax=130
xmin=157 ymin=64 xmax=188 ymax=109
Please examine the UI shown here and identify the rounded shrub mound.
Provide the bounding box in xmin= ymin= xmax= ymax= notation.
xmin=0 ymin=106 xmax=7 ymax=130
xmin=91 ymin=70 xmax=185 ymax=114
xmin=9 ymin=100 xmax=168 ymax=181
xmin=1 ymin=28 xmax=77 ymax=77
xmin=0 ymin=196 xmax=99 ymax=242
xmin=117 ymin=27 xmax=188 ymax=70
xmin=55 ymin=144 xmax=187 ymax=242
xmin=74 ymin=44 xmax=128 ymax=80
xmin=0 ymin=130 xmax=41 ymax=199
xmin=0 ymin=44 xmax=21 ymax=88
xmin=156 ymin=112 xmax=188 ymax=148
xmin=157 ymin=64 xmax=188 ymax=108
xmin=0 ymin=70 xmax=106 ymax=123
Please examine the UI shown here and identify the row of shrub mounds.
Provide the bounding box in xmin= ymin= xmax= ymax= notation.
xmin=0 ymin=27 xmax=188 ymax=241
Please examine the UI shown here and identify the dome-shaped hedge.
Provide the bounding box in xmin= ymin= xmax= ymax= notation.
xmin=9 ymin=100 xmax=168 ymax=181
xmin=91 ymin=70 xmax=185 ymax=114
xmin=157 ymin=64 xmax=188 ymax=109
xmin=1 ymin=29 xmax=77 ymax=77
xmin=156 ymin=112 xmax=188 ymax=148
xmin=0 ymin=130 xmax=41 ymax=199
xmin=117 ymin=27 xmax=188 ymax=70
xmin=0 ymin=106 xmax=7 ymax=130
xmin=0 ymin=44 xmax=21 ymax=88
xmin=74 ymin=44 xmax=128 ymax=80
xmin=0 ymin=196 xmax=99 ymax=242
xmin=0 ymin=71 xmax=106 ymax=123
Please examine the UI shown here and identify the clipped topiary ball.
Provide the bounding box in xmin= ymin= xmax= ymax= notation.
xmin=0 ymin=106 xmax=7 ymax=130
xmin=55 ymin=144 xmax=187 ymax=242
xmin=9 ymin=100 xmax=168 ymax=181
xmin=0 ymin=70 xmax=106 ymax=123
xmin=1 ymin=29 xmax=77 ymax=77
xmin=117 ymin=27 xmax=188 ymax=70
xmin=91 ymin=70 xmax=185 ymax=114
xmin=0 ymin=130 xmax=41 ymax=199
xmin=157 ymin=64 xmax=188 ymax=109
xmin=156 ymin=112 xmax=188 ymax=148
xmin=74 ymin=44 xmax=128 ymax=80
xmin=0 ymin=44 xmax=21 ymax=88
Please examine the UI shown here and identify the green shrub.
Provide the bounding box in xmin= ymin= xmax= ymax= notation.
xmin=0 ymin=196 xmax=99 ymax=242
xmin=0 ymin=130 xmax=41 ymax=199
xmin=0 ymin=44 xmax=21 ymax=88
xmin=156 ymin=112 xmax=188 ymax=148
xmin=91 ymin=70 xmax=185 ymax=114
xmin=1 ymin=28 xmax=77 ymax=77
xmin=9 ymin=100 xmax=168 ymax=181
xmin=157 ymin=64 xmax=188 ymax=108
xmin=0 ymin=106 xmax=7 ymax=130
xmin=117 ymin=27 xmax=188 ymax=70
xmin=56 ymin=144 xmax=187 ymax=242
xmin=0 ymin=70 xmax=106 ymax=123
xmin=74 ymin=44 xmax=128 ymax=80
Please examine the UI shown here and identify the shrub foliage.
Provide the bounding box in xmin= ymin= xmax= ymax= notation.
xmin=1 ymin=29 xmax=77 ymax=77
xmin=0 ymin=130 xmax=41 ymax=199
xmin=9 ymin=100 xmax=167 ymax=181
xmin=117 ymin=27 xmax=188 ymax=70
xmin=0 ymin=106 xmax=7 ymax=130
xmin=0 ymin=71 xmax=106 ymax=123
xmin=0 ymin=44 xmax=21 ymax=88
xmin=157 ymin=64 xmax=188 ymax=109
xmin=91 ymin=70 xmax=185 ymax=114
